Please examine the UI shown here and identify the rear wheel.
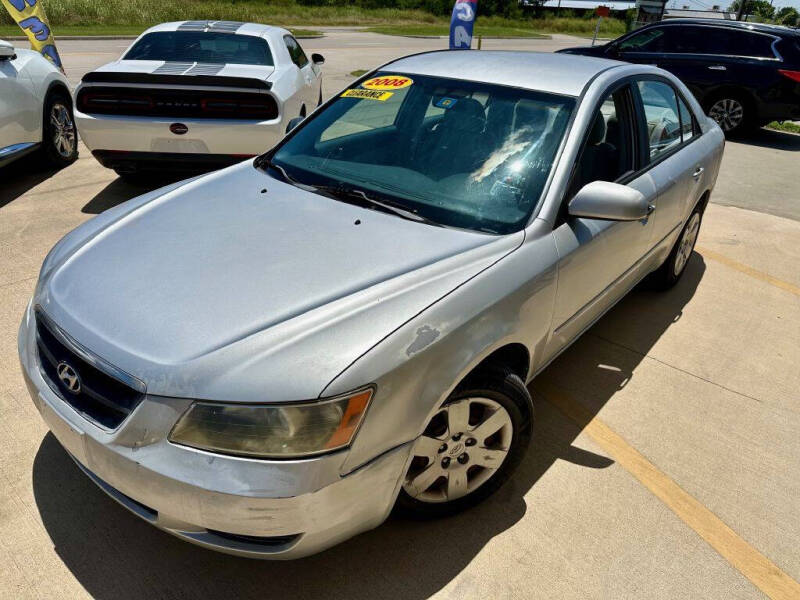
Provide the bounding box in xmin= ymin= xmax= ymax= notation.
xmin=42 ymin=91 xmax=78 ymax=168
xmin=396 ymin=368 xmax=532 ymax=518
xmin=705 ymin=92 xmax=753 ymax=136
xmin=650 ymin=206 xmax=703 ymax=290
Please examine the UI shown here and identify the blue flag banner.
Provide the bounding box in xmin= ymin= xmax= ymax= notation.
xmin=449 ymin=0 xmax=477 ymax=50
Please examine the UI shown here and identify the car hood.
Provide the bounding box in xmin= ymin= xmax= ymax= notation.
xmin=91 ymin=59 xmax=276 ymax=82
xmin=37 ymin=162 xmax=522 ymax=402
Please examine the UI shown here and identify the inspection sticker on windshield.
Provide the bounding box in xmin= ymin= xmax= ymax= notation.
xmin=361 ymin=76 xmax=414 ymax=91
xmin=341 ymin=89 xmax=394 ymax=101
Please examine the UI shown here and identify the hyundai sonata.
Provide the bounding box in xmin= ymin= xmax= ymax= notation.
xmin=19 ymin=51 xmax=724 ymax=559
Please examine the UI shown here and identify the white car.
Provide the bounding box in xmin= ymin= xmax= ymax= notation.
xmin=74 ymin=21 xmax=324 ymax=178
xmin=0 ymin=39 xmax=77 ymax=170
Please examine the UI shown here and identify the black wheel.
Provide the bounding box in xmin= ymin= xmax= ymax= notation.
xmin=395 ymin=367 xmax=533 ymax=519
xmin=704 ymin=92 xmax=753 ymax=136
xmin=42 ymin=90 xmax=78 ymax=168
xmin=650 ymin=205 xmax=703 ymax=290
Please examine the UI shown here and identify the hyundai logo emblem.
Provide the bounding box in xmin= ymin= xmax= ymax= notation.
xmin=56 ymin=362 xmax=81 ymax=395
xmin=170 ymin=123 xmax=188 ymax=135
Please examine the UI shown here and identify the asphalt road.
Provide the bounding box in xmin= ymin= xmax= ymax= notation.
xmin=2 ymin=30 xmax=800 ymax=600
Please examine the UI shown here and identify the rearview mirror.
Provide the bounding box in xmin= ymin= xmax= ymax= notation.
xmin=0 ymin=42 xmax=16 ymax=61
xmin=286 ymin=116 xmax=304 ymax=134
xmin=568 ymin=181 xmax=652 ymax=221
xmin=311 ymin=53 xmax=325 ymax=65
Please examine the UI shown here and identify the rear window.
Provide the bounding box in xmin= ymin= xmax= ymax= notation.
xmin=125 ymin=31 xmax=274 ymax=66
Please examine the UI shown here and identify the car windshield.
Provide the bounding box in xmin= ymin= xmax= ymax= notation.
xmin=267 ymin=72 xmax=575 ymax=234
xmin=124 ymin=32 xmax=274 ymax=66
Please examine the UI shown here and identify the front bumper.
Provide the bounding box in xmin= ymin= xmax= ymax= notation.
xmin=74 ymin=109 xmax=286 ymax=158
xmin=18 ymin=303 xmax=411 ymax=559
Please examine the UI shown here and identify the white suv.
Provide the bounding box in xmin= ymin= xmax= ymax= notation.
xmin=0 ymin=39 xmax=77 ymax=170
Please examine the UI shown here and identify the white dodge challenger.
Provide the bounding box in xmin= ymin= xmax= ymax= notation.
xmin=74 ymin=21 xmax=324 ymax=177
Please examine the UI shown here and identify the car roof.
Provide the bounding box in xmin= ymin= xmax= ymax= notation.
xmin=650 ymin=18 xmax=800 ymax=38
xmin=382 ymin=51 xmax=622 ymax=97
xmin=142 ymin=21 xmax=291 ymax=39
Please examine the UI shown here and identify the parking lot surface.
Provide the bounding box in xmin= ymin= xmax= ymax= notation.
xmin=2 ymin=31 xmax=799 ymax=599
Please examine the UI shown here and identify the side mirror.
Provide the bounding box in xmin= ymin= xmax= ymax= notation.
xmin=311 ymin=53 xmax=325 ymax=65
xmin=286 ymin=116 xmax=304 ymax=134
xmin=0 ymin=42 xmax=16 ymax=61
xmin=568 ymin=181 xmax=653 ymax=221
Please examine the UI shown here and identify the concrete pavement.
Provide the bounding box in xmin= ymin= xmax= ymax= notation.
xmin=2 ymin=30 xmax=800 ymax=600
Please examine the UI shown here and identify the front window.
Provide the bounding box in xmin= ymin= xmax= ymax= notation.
xmin=124 ymin=32 xmax=274 ymax=66
xmin=266 ymin=72 xmax=575 ymax=234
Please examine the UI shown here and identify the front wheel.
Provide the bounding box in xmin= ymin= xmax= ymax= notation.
xmin=395 ymin=368 xmax=532 ymax=518
xmin=42 ymin=91 xmax=78 ymax=168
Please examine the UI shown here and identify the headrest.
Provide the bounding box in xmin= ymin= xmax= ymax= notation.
xmin=588 ymin=113 xmax=607 ymax=145
xmin=442 ymin=97 xmax=486 ymax=133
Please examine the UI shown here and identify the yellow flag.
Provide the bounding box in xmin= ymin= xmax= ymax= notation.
xmin=1 ymin=0 xmax=62 ymax=70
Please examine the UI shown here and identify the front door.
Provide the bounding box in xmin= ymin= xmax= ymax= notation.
xmin=546 ymin=84 xmax=658 ymax=356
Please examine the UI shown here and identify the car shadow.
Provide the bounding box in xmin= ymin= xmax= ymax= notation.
xmin=0 ymin=160 xmax=59 ymax=210
xmin=738 ymin=127 xmax=800 ymax=151
xmin=32 ymin=255 xmax=705 ymax=599
xmin=82 ymin=177 xmax=166 ymax=214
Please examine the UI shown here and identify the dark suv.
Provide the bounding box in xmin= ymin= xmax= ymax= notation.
xmin=559 ymin=19 xmax=800 ymax=135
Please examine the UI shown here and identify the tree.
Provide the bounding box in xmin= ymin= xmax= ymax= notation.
xmin=729 ymin=0 xmax=775 ymax=20
xmin=775 ymin=6 xmax=800 ymax=26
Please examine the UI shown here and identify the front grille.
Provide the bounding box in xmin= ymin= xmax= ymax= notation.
xmin=35 ymin=311 xmax=145 ymax=429
xmin=206 ymin=530 xmax=301 ymax=548
xmin=76 ymin=86 xmax=278 ymax=120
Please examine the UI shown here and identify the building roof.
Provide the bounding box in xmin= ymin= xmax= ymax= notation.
xmin=383 ymin=51 xmax=623 ymax=97
xmin=541 ymin=0 xmax=635 ymax=9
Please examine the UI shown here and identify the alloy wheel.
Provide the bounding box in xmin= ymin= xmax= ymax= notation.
xmin=674 ymin=213 xmax=700 ymax=277
xmin=50 ymin=103 xmax=76 ymax=158
xmin=708 ymin=98 xmax=744 ymax=132
xmin=402 ymin=397 xmax=513 ymax=503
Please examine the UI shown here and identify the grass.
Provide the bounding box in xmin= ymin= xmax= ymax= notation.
xmin=365 ymin=24 xmax=548 ymax=39
xmin=0 ymin=24 xmax=321 ymax=38
xmin=366 ymin=16 xmax=626 ymax=39
xmin=0 ymin=0 xmax=439 ymax=29
xmin=767 ymin=121 xmax=800 ymax=134
xmin=0 ymin=1 xmax=626 ymax=39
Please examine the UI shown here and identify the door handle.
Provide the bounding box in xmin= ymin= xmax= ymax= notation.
xmin=692 ymin=166 xmax=705 ymax=178
xmin=708 ymin=65 xmax=726 ymax=71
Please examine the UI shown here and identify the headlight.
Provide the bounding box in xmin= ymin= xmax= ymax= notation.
xmin=168 ymin=388 xmax=373 ymax=458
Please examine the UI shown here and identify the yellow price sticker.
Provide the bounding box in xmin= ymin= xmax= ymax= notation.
xmin=341 ymin=89 xmax=394 ymax=101
xmin=361 ymin=76 xmax=414 ymax=91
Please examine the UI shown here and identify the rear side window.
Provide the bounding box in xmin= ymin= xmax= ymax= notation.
xmin=283 ymin=35 xmax=309 ymax=68
xmin=637 ymin=80 xmax=681 ymax=160
xmin=670 ymin=27 xmax=777 ymax=58
xmin=618 ymin=28 xmax=666 ymax=52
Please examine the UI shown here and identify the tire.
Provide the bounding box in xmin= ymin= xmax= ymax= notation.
xmin=704 ymin=92 xmax=754 ymax=137
xmin=395 ymin=367 xmax=533 ymax=519
xmin=650 ymin=205 xmax=703 ymax=290
xmin=41 ymin=90 xmax=78 ymax=168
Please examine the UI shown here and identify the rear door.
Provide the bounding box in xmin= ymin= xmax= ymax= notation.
xmin=632 ymin=77 xmax=705 ymax=249
xmin=653 ymin=25 xmax=780 ymax=107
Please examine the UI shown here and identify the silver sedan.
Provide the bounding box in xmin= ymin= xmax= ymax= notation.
xmin=18 ymin=51 xmax=724 ymax=559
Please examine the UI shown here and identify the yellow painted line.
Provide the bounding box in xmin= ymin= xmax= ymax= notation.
xmin=535 ymin=380 xmax=800 ymax=600
xmin=697 ymin=246 xmax=800 ymax=297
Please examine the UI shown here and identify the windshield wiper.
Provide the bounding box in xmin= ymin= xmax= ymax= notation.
xmin=313 ymin=185 xmax=442 ymax=227
xmin=254 ymin=155 xmax=315 ymax=190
